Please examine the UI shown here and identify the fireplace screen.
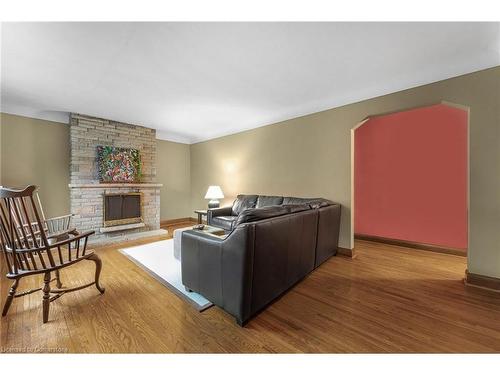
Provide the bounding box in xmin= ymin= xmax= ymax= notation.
xmin=103 ymin=193 xmax=142 ymax=227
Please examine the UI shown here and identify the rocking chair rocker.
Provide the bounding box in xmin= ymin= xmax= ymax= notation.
xmin=0 ymin=185 xmax=105 ymax=323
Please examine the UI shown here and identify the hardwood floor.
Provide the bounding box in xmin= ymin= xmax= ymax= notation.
xmin=1 ymin=222 xmax=500 ymax=353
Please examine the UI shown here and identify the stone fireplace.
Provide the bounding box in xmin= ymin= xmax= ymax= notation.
xmin=68 ymin=113 xmax=164 ymax=244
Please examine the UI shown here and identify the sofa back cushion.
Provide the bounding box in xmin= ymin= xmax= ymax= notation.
xmin=282 ymin=204 xmax=311 ymax=214
xmin=256 ymin=195 xmax=283 ymax=208
xmin=283 ymin=196 xmax=333 ymax=209
xmin=307 ymin=199 xmax=334 ymax=209
xmin=282 ymin=197 xmax=314 ymax=205
xmin=232 ymin=194 xmax=258 ymax=216
xmin=234 ymin=205 xmax=288 ymax=227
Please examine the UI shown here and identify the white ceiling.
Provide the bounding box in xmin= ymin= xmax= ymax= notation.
xmin=1 ymin=22 xmax=499 ymax=144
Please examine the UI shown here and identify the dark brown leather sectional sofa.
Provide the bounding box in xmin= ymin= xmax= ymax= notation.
xmin=181 ymin=194 xmax=341 ymax=325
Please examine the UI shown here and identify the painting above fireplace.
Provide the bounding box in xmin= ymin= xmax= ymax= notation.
xmin=97 ymin=145 xmax=142 ymax=183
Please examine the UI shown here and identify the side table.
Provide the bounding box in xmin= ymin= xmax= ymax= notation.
xmin=194 ymin=209 xmax=207 ymax=224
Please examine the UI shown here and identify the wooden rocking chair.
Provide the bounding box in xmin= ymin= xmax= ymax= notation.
xmin=0 ymin=185 xmax=105 ymax=323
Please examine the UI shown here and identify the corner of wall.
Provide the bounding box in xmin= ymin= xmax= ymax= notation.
xmin=155 ymin=138 xmax=193 ymax=220
xmin=0 ymin=114 xmax=3 ymax=185
xmin=187 ymin=142 xmax=193 ymax=217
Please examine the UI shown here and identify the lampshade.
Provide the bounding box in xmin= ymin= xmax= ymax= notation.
xmin=204 ymin=185 xmax=224 ymax=200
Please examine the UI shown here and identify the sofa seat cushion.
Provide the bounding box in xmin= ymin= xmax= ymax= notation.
xmin=232 ymin=194 xmax=258 ymax=216
xmin=234 ymin=205 xmax=289 ymax=227
xmin=211 ymin=215 xmax=237 ymax=231
xmin=256 ymin=195 xmax=283 ymax=208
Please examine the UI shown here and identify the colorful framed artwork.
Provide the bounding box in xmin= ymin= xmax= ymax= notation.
xmin=97 ymin=146 xmax=142 ymax=183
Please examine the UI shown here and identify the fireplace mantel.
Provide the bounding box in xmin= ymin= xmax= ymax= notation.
xmin=69 ymin=183 xmax=163 ymax=189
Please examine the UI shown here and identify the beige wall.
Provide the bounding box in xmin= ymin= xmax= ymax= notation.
xmin=0 ymin=113 xmax=70 ymax=218
xmin=156 ymin=139 xmax=191 ymax=220
xmin=191 ymin=66 xmax=500 ymax=279
xmin=0 ymin=119 xmax=3 ymax=185
xmin=0 ymin=113 xmax=192 ymax=222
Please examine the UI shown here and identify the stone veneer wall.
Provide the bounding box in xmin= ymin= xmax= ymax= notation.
xmin=69 ymin=113 xmax=161 ymax=243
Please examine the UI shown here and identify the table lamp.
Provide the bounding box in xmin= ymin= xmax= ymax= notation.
xmin=205 ymin=185 xmax=224 ymax=208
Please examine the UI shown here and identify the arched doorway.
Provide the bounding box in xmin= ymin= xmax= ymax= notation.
xmin=351 ymin=102 xmax=469 ymax=255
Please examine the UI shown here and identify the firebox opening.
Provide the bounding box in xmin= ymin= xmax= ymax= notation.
xmin=104 ymin=193 xmax=142 ymax=227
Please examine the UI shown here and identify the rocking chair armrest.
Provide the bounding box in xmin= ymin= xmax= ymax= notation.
xmin=48 ymin=230 xmax=95 ymax=248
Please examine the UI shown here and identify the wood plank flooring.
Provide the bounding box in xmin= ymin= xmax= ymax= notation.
xmin=1 ymin=221 xmax=500 ymax=353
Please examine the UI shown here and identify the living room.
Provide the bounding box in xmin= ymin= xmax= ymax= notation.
xmin=1 ymin=0 xmax=500 ymax=372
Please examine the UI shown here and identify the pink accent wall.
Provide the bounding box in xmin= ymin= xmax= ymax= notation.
xmin=354 ymin=104 xmax=468 ymax=249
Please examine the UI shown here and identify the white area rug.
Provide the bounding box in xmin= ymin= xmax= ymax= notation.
xmin=120 ymin=239 xmax=213 ymax=311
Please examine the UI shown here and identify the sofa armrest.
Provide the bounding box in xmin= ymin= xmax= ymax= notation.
xmin=180 ymin=226 xmax=253 ymax=325
xmin=207 ymin=206 xmax=233 ymax=224
xmin=315 ymin=204 xmax=341 ymax=267
xmin=182 ymin=229 xmax=226 ymax=243
xmin=181 ymin=229 xmax=225 ymax=306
